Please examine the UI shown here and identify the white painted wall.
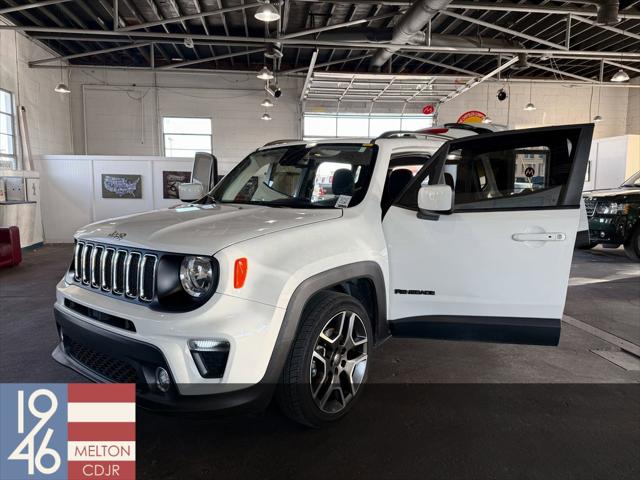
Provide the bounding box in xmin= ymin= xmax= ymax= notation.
xmin=37 ymin=155 xmax=193 ymax=242
xmin=584 ymin=135 xmax=639 ymax=191
xmin=627 ymin=78 xmax=640 ymax=135
xmin=0 ymin=19 xmax=73 ymax=161
xmin=68 ymin=70 xmax=301 ymax=173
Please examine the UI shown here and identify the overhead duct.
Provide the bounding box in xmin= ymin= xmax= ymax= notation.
xmin=369 ymin=0 xmax=453 ymax=71
xmin=317 ymin=29 xmax=529 ymax=70
xmin=582 ymin=0 xmax=620 ymax=25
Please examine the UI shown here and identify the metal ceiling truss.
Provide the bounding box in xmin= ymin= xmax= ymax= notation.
xmin=0 ymin=0 xmax=638 ymax=93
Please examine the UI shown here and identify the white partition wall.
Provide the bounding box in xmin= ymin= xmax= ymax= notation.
xmin=37 ymin=155 xmax=192 ymax=242
xmin=584 ymin=135 xmax=640 ymax=191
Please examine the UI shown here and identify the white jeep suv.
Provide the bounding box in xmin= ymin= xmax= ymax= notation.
xmin=53 ymin=124 xmax=593 ymax=426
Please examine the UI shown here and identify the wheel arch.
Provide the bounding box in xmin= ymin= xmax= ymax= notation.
xmin=260 ymin=261 xmax=388 ymax=385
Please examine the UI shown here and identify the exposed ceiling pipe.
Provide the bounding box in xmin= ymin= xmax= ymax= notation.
xmin=369 ymin=0 xmax=453 ymax=71
xmin=318 ymin=29 xmax=529 ymax=69
xmin=567 ymin=0 xmax=620 ymax=25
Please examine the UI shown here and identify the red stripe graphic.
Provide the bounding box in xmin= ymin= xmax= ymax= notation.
xmin=68 ymin=461 xmax=135 ymax=480
xmin=68 ymin=383 xmax=135 ymax=403
xmin=68 ymin=422 xmax=136 ymax=441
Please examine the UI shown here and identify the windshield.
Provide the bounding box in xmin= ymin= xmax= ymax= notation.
xmin=206 ymin=143 xmax=378 ymax=208
xmin=621 ymin=171 xmax=640 ymax=188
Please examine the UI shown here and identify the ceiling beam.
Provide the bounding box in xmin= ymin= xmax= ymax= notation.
xmin=117 ymin=2 xmax=261 ymax=31
xmin=292 ymin=0 xmax=640 ymax=20
xmin=29 ymin=42 xmax=153 ymax=65
xmin=438 ymin=10 xmax=569 ymax=50
xmin=526 ymin=62 xmax=597 ymax=83
xmin=288 ymin=53 xmax=371 ymax=74
xmin=0 ymin=0 xmax=71 ymax=15
xmin=571 ymin=14 xmax=640 ymax=42
xmin=159 ymin=48 xmax=266 ymax=69
xmin=6 ymin=25 xmax=640 ymax=60
xmin=280 ymin=10 xmax=401 ymax=39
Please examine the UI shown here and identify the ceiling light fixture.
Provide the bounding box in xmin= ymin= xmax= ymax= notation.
xmin=255 ymin=1 xmax=280 ymax=23
xmin=524 ymin=81 xmax=536 ymax=111
xmin=610 ymin=69 xmax=630 ymax=82
xmin=261 ymin=98 xmax=274 ymax=108
xmin=54 ymin=62 xmax=70 ymax=93
xmin=184 ymin=37 xmax=194 ymax=49
xmin=261 ymin=112 xmax=272 ymax=121
xmin=54 ymin=83 xmax=70 ymax=94
xmin=257 ymin=66 xmax=274 ymax=80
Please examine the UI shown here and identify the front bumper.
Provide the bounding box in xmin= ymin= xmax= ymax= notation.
xmin=53 ymin=307 xmax=276 ymax=413
xmin=587 ymin=215 xmax=627 ymax=245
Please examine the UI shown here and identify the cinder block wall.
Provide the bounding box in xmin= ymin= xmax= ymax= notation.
xmin=69 ymin=70 xmax=301 ymax=173
xmin=0 ymin=20 xmax=73 ymax=162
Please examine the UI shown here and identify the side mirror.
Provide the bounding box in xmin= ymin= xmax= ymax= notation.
xmin=178 ymin=182 xmax=204 ymax=203
xmin=192 ymin=152 xmax=218 ymax=192
xmin=417 ymin=184 xmax=454 ymax=220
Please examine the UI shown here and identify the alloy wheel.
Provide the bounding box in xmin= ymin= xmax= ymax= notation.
xmin=309 ymin=310 xmax=368 ymax=414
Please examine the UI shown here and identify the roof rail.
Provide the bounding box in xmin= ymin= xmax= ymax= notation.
xmin=261 ymin=138 xmax=302 ymax=147
xmin=374 ymin=130 xmax=454 ymax=142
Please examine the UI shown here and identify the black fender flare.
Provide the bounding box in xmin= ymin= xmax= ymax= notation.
xmin=261 ymin=261 xmax=388 ymax=385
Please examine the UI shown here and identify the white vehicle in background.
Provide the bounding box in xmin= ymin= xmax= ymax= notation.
xmin=52 ymin=123 xmax=593 ymax=427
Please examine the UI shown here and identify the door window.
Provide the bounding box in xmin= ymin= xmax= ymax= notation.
xmin=396 ymin=128 xmax=585 ymax=212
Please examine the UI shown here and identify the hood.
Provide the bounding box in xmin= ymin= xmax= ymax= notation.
xmin=75 ymin=204 xmax=342 ymax=255
xmin=583 ymin=187 xmax=640 ymax=199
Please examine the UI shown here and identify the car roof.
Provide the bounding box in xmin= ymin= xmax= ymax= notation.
xmin=258 ymin=123 xmax=509 ymax=150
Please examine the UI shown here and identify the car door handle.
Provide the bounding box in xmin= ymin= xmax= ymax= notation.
xmin=512 ymin=232 xmax=566 ymax=242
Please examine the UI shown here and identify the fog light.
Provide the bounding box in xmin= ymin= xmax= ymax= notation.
xmin=155 ymin=367 xmax=171 ymax=392
xmin=188 ymin=339 xmax=230 ymax=378
xmin=600 ymin=231 xmax=606 ymax=238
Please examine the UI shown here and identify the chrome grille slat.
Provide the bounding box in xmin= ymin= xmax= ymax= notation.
xmin=73 ymin=241 xmax=157 ymax=303
xmin=139 ymin=254 xmax=157 ymax=302
xmin=125 ymin=252 xmax=141 ymax=298
xmin=73 ymin=242 xmax=83 ymax=281
xmin=101 ymin=248 xmax=115 ymax=291
xmin=112 ymin=250 xmax=127 ymax=295
xmin=90 ymin=246 xmax=103 ymax=288
xmin=81 ymin=244 xmax=92 ymax=285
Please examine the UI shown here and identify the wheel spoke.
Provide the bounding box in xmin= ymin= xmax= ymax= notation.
xmin=310 ymin=309 xmax=368 ymax=414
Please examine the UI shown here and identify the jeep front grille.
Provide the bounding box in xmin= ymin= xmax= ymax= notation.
xmin=73 ymin=242 xmax=157 ymax=303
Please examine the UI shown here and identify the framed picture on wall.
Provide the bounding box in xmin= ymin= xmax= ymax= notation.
xmin=102 ymin=174 xmax=142 ymax=199
xmin=162 ymin=171 xmax=191 ymax=199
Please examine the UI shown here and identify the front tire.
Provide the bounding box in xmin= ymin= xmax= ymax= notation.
xmin=276 ymin=291 xmax=372 ymax=427
xmin=624 ymin=227 xmax=640 ymax=261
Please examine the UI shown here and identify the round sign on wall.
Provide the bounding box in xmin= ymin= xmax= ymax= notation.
xmin=456 ymin=110 xmax=487 ymax=124
xmin=422 ymin=104 xmax=435 ymax=115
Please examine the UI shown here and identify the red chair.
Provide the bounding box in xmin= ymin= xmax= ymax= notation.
xmin=0 ymin=226 xmax=22 ymax=268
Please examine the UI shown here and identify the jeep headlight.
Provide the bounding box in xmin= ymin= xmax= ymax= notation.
xmin=595 ymin=202 xmax=621 ymax=215
xmin=180 ymin=256 xmax=215 ymax=297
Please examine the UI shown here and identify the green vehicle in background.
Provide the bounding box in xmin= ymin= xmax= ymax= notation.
xmin=582 ymin=171 xmax=640 ymax=261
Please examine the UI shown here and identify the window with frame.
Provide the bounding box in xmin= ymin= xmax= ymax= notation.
xmin=397 ymin=130 xmax=580 ymax=211
xmin=0 ymin=89 xmax=17 ymax=170
xmin=162 ymin=117 xmax=212 ymax=158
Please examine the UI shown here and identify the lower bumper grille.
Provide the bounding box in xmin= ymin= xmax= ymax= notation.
xmin=67 ymin=337 xmax=139 ymax=383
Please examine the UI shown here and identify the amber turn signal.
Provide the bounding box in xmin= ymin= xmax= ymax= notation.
xmin=234 ymin=258 xmax=248 ymax=289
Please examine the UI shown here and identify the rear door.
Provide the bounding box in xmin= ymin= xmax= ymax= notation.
xmin=382 ymin=124 xmax=593 ymax=345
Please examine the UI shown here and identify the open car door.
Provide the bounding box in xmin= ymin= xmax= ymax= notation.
xmin=382 ymin=124 xmax=593 ymax=345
